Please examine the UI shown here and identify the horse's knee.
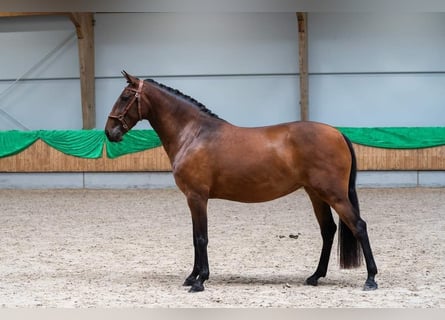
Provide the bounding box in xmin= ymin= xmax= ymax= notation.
xmin=321 ymin=223 xmax=337 ymax=241
xmin=195 ymin=235 xmax=208 ymax=249
xmin=323 ymin=223 xmax=336 ymax=244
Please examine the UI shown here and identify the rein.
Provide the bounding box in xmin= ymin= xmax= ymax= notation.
xmin=108 ymin=80 xmax=144 ymax=130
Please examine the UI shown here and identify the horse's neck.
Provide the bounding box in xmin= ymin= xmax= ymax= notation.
xmin=144 ymin=86 xmax=203 ymax=160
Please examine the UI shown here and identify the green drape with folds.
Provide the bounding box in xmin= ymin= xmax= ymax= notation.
xmin=0 ymin=127 xmax=444 ymax=159
xmin=105 ymin=130 xmax=162 ymax=158
xmin=0 ymin=130 xmax=39 ymax=157
xmin=41 ymin=130 xmax=106 ymax=159
xmin=337 ymin=127 xmax=445 ymax=149
xmin=0 ymin=130 xmax=162 ymax=159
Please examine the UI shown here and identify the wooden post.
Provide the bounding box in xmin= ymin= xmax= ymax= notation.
xmin=297 ymin=12 xmax=309 ymax=121
xmin=69 ymin=13 xmax=96 ymax=129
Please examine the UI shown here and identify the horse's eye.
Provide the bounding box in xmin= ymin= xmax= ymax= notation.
xmin=121 ymin=96 xmax=130 ymax=102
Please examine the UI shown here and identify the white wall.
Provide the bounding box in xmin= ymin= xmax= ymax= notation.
xmin=0 ymin=12 xmax=444 ymax=130
xmin=0 ymin=16 xmax=81 ymax=129
xmin=308 ymin=13 xmax=445 ymax=127
xmin=94 ymin=13 xmax=300 ymax=128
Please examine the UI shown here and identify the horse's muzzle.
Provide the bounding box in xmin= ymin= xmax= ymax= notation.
xmin=105 ymin=126 xmax=123 ymax=142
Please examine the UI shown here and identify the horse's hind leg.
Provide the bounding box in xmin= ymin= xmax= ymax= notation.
xmin=304 ymin=188 xmax=337 ymax=286
xmin=331 ymin=197 xmax=378 ymax=291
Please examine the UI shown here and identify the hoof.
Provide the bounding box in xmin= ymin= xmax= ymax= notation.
xmin=188 ymin=282 xmax=205 ymax=293
xmin=304 ymin=276 xmax=319 ymax=286
xmin=183 ymin=277 xmax=196 ymax=287
xmin=363 ymin=279 xmax=378 ymax=291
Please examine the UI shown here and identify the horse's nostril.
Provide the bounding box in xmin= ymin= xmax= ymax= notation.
xmin=105 ymin=127 xmax=123 ymax=142
xmin=105 ymin=130 xmax=111 ymax=140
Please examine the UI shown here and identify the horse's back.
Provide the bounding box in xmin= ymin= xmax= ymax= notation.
xmin=218 ymin=121 xmax=349 ymax=169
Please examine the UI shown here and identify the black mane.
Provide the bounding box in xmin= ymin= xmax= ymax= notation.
xmin=144 ymin=79 xmax=221 ymax=119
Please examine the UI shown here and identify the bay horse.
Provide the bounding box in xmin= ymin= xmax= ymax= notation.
xmin=105 ymin=71 xmax=378 ymax=293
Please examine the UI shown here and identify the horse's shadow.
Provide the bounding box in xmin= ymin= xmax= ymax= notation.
xmin=208 ymin=273 xmax=329 ymax=287
xmin=139 ymin=271 xmax=357 ymax=289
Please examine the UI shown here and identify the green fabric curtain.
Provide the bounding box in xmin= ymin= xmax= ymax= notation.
xmin=0 ymin=127 xmax=444 ymax=159
xmin=105 ymin=130 xmax=162 ymax=159
xmin=0 ymin=130 xmax=39 ymax=157
xmin=337 ymin=127 xmax=445 ymax=149
xmin=41 ymin=130 xmax=105 ymax=159
xmin=0 ymin=130 xmax=162 ymax=159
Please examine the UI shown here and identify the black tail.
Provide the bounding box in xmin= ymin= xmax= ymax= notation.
xmin=338 ymin=134 xmax=363 ymax=269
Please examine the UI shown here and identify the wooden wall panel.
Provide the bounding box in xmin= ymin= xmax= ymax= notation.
xmin=354 ymin=144 xmax=445 ymax=171
xmin=0 ymin=141 xmax=443 ymax=172
xmin=354 ymin=144 xmax=418 ymax=170
xmin=0 ymin=140 xmax=171 ymax=172
xmin=417 ymin=146 xmax=445 ymax=170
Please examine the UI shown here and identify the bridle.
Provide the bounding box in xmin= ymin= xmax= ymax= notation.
xmin=108 ymin=80 xmax=144 ymax=130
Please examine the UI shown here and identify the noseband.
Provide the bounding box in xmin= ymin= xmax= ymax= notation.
xmin=108 ymin=80 xmax=144 ymax=130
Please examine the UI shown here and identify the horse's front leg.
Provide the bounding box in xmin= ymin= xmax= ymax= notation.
xmin=183 ymin=193 xmax=209 ymax=292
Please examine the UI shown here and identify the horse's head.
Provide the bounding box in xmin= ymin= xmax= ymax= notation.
xmin=105 ymin=71 xmax=146 ymax=142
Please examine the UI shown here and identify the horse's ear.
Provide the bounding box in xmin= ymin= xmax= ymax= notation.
xmin=121 ymin=70 xmax=135 ymax=84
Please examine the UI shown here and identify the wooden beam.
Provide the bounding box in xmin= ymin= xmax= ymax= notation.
xmin=0 ymin=12 xmax=67 ymax=17
xmin=69 ymin=13 xmax=96 ymax=129
xmin=297 ymin=12 xmax=309 ymax=121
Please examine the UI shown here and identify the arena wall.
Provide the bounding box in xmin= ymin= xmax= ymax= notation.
xmin=1 ymin=13 xmax=444 ymax=129
xmin=0 ymin=12 xmax=444 ymax=187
